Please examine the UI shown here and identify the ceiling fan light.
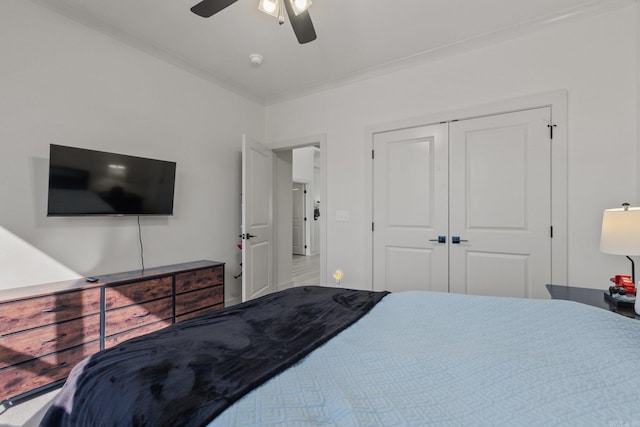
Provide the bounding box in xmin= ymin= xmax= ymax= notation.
xmin=290 ymin=0 xmax=311 ymax=16
xmin=258 ymin=0 xmax=279 ymax=17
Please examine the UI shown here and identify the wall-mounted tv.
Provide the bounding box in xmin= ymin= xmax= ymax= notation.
xmin=47 ymin=144 xmax=176 ymax=216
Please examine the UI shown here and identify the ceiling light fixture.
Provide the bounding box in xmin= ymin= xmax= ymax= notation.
xmin=258 ymin=0 xmax=284 ymax=24
xmin=191 ymin=0 xmax=317 ymax=44
xmin=290 ymin=0 xmax=312 ymax=16
xmin=258 ymin=0 xmax=278 ymax=17
xmin=258 ymin=0 xmax=311 ymax=25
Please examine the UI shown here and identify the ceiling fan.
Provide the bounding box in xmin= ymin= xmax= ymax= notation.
xmin=191 ymin=0 xmax=317 ymax=44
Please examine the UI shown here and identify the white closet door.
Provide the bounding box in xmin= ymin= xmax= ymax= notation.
xmin=372 ymin=124 xmax=449 ymax=292
xmin=448 ymin=107 xmax=552 ymax=298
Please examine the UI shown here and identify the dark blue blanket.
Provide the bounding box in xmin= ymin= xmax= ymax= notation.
xmin=40 ymin=286 xmax=389 ymax=427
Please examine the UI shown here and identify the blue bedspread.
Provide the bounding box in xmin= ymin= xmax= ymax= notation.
xmin=210 ymin=291 xmax=640 ymax=426
xmin=39 ymin=286 xmax=388 ymax=427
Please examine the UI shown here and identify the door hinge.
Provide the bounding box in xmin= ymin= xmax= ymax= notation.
xmin=372 ymin=150 xmax=375 ymax=159
xmin=304 ymin=217 xmax=307 ymax=221
xmin=548 ymin=124 xmax=557 ymax=140
xmin=550 ymin=226 xmax=554 ymax=238
xmin=372 ymin=222 xmax=375 ymax=232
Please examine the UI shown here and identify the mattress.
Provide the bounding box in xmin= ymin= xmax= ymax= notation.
xmin=209 ymin=290 xmax=640 ymax=426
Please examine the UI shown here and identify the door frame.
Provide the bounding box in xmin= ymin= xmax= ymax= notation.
xmin=363 ymin=90 xmax=568 ymax=291
xmin=270 ymin=134 xmax=327 ymax=287
xmin=292 ymin=181 xmax=307 ymax=256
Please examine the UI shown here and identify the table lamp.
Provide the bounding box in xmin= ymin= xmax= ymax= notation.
xmin=600 ymin=203 xmax=640 ymax=315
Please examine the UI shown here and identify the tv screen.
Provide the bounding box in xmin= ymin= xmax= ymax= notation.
xmin=47 ymin=144 xmax=176 ymax=216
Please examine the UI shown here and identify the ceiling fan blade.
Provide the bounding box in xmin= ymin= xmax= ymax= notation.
xmin=282 ymin=0 xmax=317 ymax=44
xmin=190 ymin=0 xmax=238 ymax=18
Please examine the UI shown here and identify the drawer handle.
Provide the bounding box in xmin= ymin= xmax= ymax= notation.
xmin=131 ymin=288 xmax=151 ymax=297
xmin=39 ymin=361 xmax=68 ymax=376
xmin=133 ymin=311 xmax=150 ymax=319
xmin=41 ymin=305 xmax=68 ymax=313
xmin=41 ymin=333 xmax=67 ymax=343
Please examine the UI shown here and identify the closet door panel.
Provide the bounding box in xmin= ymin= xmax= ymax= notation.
xmin=449 ymin=107 xmax=552 ymax=298
xmin=372 ymin=124 xmax=449 ymax=293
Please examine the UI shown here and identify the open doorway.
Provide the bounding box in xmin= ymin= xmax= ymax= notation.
xmin=292 ymin=251 xmax=320 ymax=286
xmin=291 ymin=146 xmax=320 ymax=286
xmin=271 ymin=141 xmax=323 ymax=291
xmin=240 ymin=134 xmax=325 ymax=304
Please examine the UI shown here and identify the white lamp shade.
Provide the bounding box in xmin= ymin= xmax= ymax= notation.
xmin=600 ymin=207 xmax=640 ymax=255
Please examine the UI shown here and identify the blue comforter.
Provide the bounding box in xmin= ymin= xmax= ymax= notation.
xmin=210 ymin=291 xmax=640 ymax=426
xmin=39 ymin=286 xmax=388 ymax=427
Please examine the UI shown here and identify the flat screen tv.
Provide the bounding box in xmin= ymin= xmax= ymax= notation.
xmin=47 ymin=144 xmax=176 ymax=216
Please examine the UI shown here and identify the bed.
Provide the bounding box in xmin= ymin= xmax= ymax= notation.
xmin=40 ymin=286 xmax=640 ymax=426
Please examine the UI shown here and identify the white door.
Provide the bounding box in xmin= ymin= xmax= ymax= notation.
xmin=242 ymin=135 xmax=275 ymax=302
xmin=372 ymin=108 xmax=552 ymax=298
xmin=372 ymin=124 xmax=449 ymax=292
xmin=449 ymin=107 xmax=552 ymax=298
xmin=292 ymin=182 xmax=306 ymax=255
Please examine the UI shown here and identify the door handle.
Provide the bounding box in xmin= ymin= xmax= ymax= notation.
xmin=451 ymin=236 xmax=468 ymax=244
xmin=242 ymin=233 xmax=256 ymax=240
xmin=429 ymin=235 xmax=447 ymax=244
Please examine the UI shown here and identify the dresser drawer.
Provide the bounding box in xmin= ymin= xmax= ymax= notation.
xmin=0 ymin=289 xmax=101 ymax=336
xmin=105 ymin=297 xmax=173 ymax=337
xmin=0 ymin=340 xmax=100 ymax=401
xmin=176 ymin=266 xmax=223 ymax=294
xmin=105 ymin=277 xmax=173 ymax=310
xmin=176 ymin=303 xmax=224 ymax=323
xmin=0 ymin=261 xmax=225 ymax=405
xmin=175 ymin=285 xmax=224 ymax=317
xmin=0 ymin=314 xmax=100 ymax=368
xmin=104 ymin=320 xmax=170 ymax=349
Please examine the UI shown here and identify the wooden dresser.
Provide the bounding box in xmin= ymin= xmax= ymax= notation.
xmin=0 ymin=260 xmax=224 ymax=405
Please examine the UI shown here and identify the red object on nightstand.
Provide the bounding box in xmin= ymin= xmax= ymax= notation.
xmin=610 ymin=275 xmax=636 ymax=295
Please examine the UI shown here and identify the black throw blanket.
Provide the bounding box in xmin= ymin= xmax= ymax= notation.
xmin=40 ymin=286 xmax=389 ymax=427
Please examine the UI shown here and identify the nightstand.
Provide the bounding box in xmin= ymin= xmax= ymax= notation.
xmin=546 ymin=284 xmax=639 ymax=320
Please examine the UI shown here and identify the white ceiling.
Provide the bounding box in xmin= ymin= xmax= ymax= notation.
xmin=32 ymin=0 xmax=629 ymax=105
